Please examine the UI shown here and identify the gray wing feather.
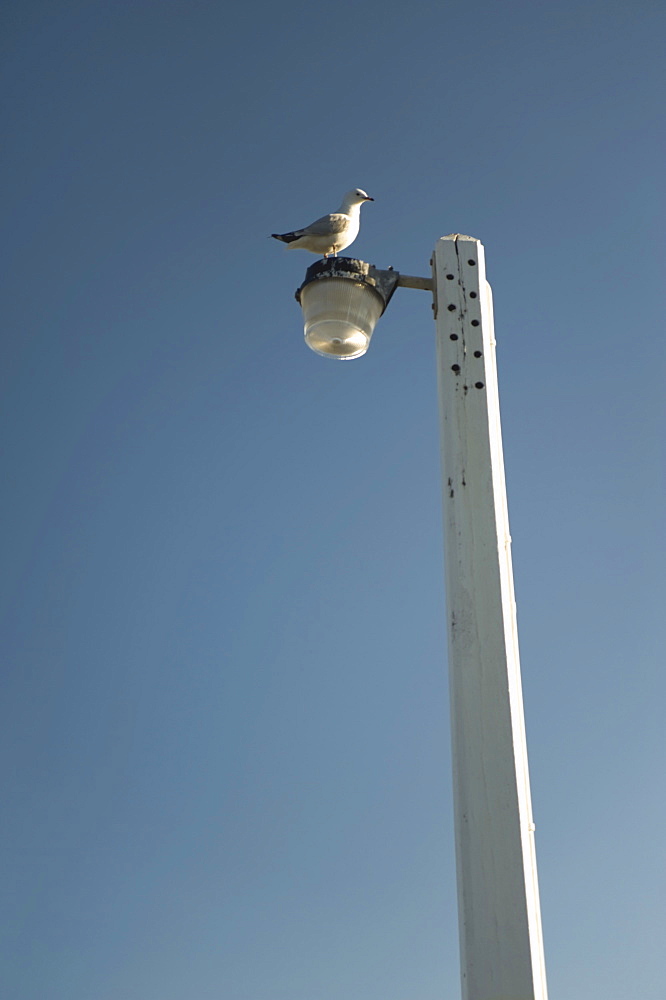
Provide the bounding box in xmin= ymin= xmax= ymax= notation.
xmin=298 ymin=213 xmax=349 ymax=237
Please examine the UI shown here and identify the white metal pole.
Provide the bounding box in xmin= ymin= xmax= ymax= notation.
xmin=432 ymin=236 xmax=548 ymax=1000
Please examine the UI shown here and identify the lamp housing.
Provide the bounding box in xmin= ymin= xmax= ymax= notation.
xmin=295 ymin=258 xmax=399 ymax=360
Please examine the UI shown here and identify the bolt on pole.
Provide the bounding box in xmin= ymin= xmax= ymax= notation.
xmin=432 ymin=236 xmax=548 ymax=1000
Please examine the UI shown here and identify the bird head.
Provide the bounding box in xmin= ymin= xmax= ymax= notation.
xmin=342 ymin=188 xmax=374 ymax=210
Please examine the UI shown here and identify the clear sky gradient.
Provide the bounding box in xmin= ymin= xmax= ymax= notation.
xmin=2 ymin=2 xmax=664 ymax=999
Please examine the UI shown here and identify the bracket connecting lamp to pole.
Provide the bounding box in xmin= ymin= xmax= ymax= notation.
xmin=295 ymin=256 xmax=432 ymax=359
xmin=292 ymin=237 xmax=549 ymax=1000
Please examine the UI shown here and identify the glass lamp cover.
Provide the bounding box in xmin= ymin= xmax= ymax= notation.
xmin=301 ymin=277 xmax=384 ymax=359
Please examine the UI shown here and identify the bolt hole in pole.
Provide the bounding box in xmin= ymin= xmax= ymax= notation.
xmin=450 ymin=334 xmax=459 ymax=341
xmin=448 ymin=304 xmax=456 ymax=312
xmin=471 ymin=320 xmax=480 ymax=326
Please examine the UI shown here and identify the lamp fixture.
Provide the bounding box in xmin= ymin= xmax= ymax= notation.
xmin=295 ymin=256 xmax=431 ymax=360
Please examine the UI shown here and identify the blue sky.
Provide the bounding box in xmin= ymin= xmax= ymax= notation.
xmin=2 ymin=2 xmax=664 ymax=998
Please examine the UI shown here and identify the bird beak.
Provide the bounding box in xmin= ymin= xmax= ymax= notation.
xmin=364 ymin=196 xmax=374 ymax=202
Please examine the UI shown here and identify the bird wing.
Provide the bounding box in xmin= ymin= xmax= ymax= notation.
xmin=298 ymin=213 xmax=349 ymax=237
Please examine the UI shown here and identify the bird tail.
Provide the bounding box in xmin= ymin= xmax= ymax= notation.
xmin=271 ymin=232 xmax=300 ymax=244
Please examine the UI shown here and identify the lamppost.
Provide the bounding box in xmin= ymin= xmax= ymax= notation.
xmin=293 ymin=234 xmax=548 ymax=1000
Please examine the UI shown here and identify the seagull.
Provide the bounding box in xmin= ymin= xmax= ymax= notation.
xmin=271 ymin=188 xmax=374 ymax=257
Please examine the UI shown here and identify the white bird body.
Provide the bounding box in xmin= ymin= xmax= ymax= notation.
xmin=271 ymin=188 xmax=373 ymax=257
